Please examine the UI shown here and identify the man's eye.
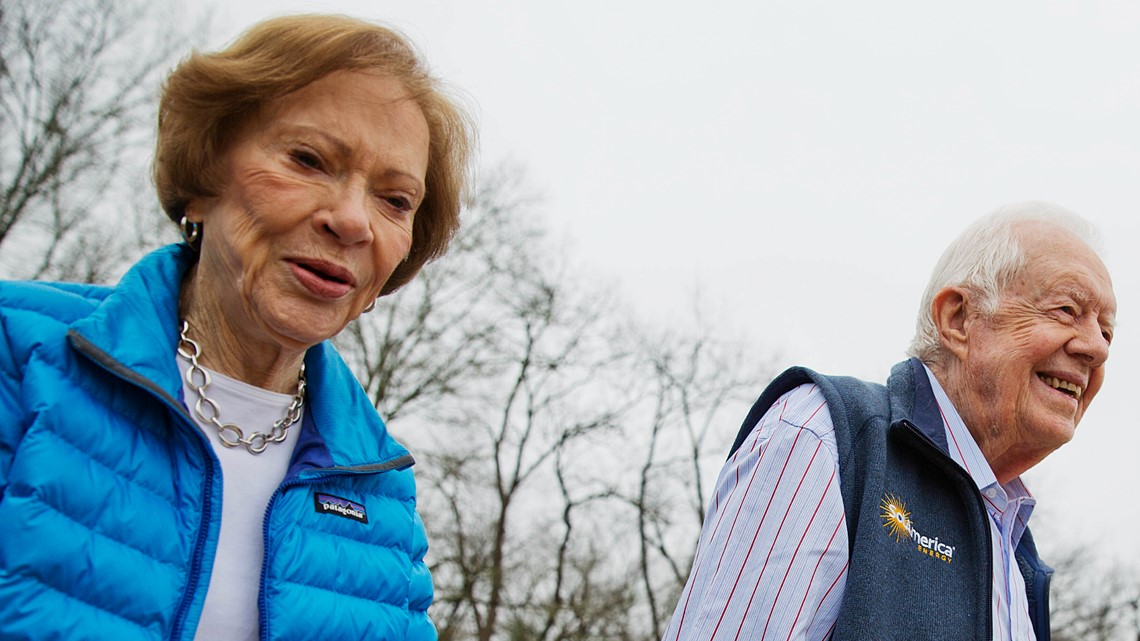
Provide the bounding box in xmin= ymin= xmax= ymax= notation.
xmin=1058 ymin=306 xmax=1077 ymax=317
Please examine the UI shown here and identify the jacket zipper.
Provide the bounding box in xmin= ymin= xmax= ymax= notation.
xmin=69 ymin=331 xmax=220 ymax=641
xmin=256 ymin=457 xmax=414 ymax=641
xmin=169 ymin=439 xmax=217 ymax=641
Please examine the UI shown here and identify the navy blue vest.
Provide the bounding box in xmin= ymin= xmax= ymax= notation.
xmin=729 ymin=358 xmax=1052 ymax=640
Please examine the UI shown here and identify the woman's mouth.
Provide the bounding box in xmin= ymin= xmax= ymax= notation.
xmin=290 ymin=259 xmax=355 ymax=298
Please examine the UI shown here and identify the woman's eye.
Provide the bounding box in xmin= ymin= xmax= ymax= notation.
xmin=384 ymin=195 xmax=413 ymax=213
xmin=291 ymin=150 xmax=322 ymax=170
xmin=1058 ymin=305 xmax=1077 ymax=317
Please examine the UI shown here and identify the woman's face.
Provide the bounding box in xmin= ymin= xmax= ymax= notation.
xmin=188 ymin=70 xmax=429 ymax=352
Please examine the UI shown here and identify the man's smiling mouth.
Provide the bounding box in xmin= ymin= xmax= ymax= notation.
xmin=1037 ymin=374 xmax=1082 ymax=400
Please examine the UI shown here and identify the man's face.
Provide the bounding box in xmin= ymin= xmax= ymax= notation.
xmin=956 ymin=223 xmax=1116 ymax=465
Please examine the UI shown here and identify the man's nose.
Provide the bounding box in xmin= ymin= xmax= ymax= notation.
xmin=1069 ymin=316 xmax=1111 ymax=367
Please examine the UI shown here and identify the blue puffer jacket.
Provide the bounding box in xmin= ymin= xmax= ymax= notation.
xmin=0 ymin=244 xmax=435 ymax=640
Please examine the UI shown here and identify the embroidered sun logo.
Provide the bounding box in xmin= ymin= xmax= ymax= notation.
xmin=880 ymin=494 xmax=912 ymax=541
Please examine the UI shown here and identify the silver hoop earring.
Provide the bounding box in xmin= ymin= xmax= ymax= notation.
xmin=180 ymin=215 xmax=201 ymax=245
xmin=363 ymin=299 xmax=377 ymax=313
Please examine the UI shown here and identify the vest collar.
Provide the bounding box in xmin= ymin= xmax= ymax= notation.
xmin=888 ymin=357 xmax=949 ymax=454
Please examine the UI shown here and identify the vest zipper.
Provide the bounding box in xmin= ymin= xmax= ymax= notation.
xmin=896 ymin=419 xmax=995 ymax=641
xmin=1031 ymin=556 xmax=1052 ymax=641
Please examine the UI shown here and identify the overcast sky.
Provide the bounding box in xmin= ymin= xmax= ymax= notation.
xmin=213 ymin=1 xmax=1139 ymax=558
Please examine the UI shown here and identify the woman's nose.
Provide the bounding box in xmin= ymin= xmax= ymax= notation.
xmin=316 ymin=187 xmax=373 ymax=245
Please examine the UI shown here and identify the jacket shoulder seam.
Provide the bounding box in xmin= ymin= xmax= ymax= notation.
xmin=276 ymin=577 xmax=427 ymax=612
xmin=29 ymin=489 xmax=184 ymax=573
xmin=39 ymin=419 xmax=179 ymax=512
xmin=294 ymin=520 xmax=416 ymax=555
xmin=13 ymin=545 xmax=167 ymax=634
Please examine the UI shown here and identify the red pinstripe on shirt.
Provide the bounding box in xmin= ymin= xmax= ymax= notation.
xmin=663 ymin=365 xmax=1038 ymax=641
xmin=664 ymin=384 xmax=846 ymax=640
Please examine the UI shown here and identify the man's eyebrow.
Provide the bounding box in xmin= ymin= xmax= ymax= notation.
xmin=1053 ymin=285 xmax=1116 ymax=326
xmin=1072 ymin=288 xmax=1118 ymax=329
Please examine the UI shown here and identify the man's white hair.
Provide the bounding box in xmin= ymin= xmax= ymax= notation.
xmin=907 ymin=201 xmax=1105 ymax=364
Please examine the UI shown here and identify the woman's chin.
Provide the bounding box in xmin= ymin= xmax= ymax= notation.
xmin=258 ymin=299 xmax=353 ymax=350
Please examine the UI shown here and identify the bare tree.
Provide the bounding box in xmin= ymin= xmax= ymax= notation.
xmin=1049 ymin=544 xmax=1140 ymax=641
xmin=338 ymin=167 xmax=543 ymax=424
xmin=617 ymin=324 xmax=771 ymax=637
xmin=0 ymin=0 xmax=200 ymax=282
xmin=341 ymin=166 xmax=771 ymax=640
xmin=395 ymin=182 xmax=629 ymax=641
xmin=12 ymin=2 xmax=1140 ymax=639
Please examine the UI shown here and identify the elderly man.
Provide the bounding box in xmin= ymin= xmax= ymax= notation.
xmin=664 ymin=203 xmax=1116 ymax=641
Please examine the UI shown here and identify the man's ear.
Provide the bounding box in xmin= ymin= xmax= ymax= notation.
xmin=932 ymin=286 xmax=971 ymax=361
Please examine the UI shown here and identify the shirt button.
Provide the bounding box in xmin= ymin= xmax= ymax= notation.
xmin=984 ymin=488 xmax=998 ymax=499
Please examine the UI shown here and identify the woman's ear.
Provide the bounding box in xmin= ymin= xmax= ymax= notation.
xmin=932 ymin=286 xmax=971 ymax=361
xmin=183 ymin=200 xmax=205 ymax=224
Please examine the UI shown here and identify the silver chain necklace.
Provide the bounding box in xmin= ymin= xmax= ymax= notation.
xmin=177 ymin=320 xmax=306 ymax=454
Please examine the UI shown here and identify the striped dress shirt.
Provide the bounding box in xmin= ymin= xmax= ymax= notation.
xmin=663 ymin=366 xmax=1037 ymax=641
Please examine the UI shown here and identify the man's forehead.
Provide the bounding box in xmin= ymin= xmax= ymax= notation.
xmin=1022 ymin=271 xmax=1117 ymax=326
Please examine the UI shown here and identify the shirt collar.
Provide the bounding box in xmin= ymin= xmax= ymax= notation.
xmin=921 ymin=364 xmax=1035 ymax=539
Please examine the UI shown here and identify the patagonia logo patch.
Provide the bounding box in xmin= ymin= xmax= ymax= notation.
xmin=314 ymin=492 xmax=368 ymax=524
xmin=880 ymin=493 xmax=955 ymax=564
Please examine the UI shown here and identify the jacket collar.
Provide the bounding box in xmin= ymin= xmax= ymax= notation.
xmin=69 ymin=244 xmax=191 ymax=400
xmin=68 ymin=244 xmax=411 ymax=471
xmin=295 ymin=340 xmax=411 ymax=472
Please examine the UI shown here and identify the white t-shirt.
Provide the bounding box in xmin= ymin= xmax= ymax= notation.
xmin=177 ymin=358 xmax=304 ymax=641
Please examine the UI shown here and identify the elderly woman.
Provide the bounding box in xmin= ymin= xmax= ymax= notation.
xmin=0 ymin=15 xmax=471 ymax=641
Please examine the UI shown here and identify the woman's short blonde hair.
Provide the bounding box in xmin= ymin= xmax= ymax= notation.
xmin=154 ymin=14 xmax=474 ymax=294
